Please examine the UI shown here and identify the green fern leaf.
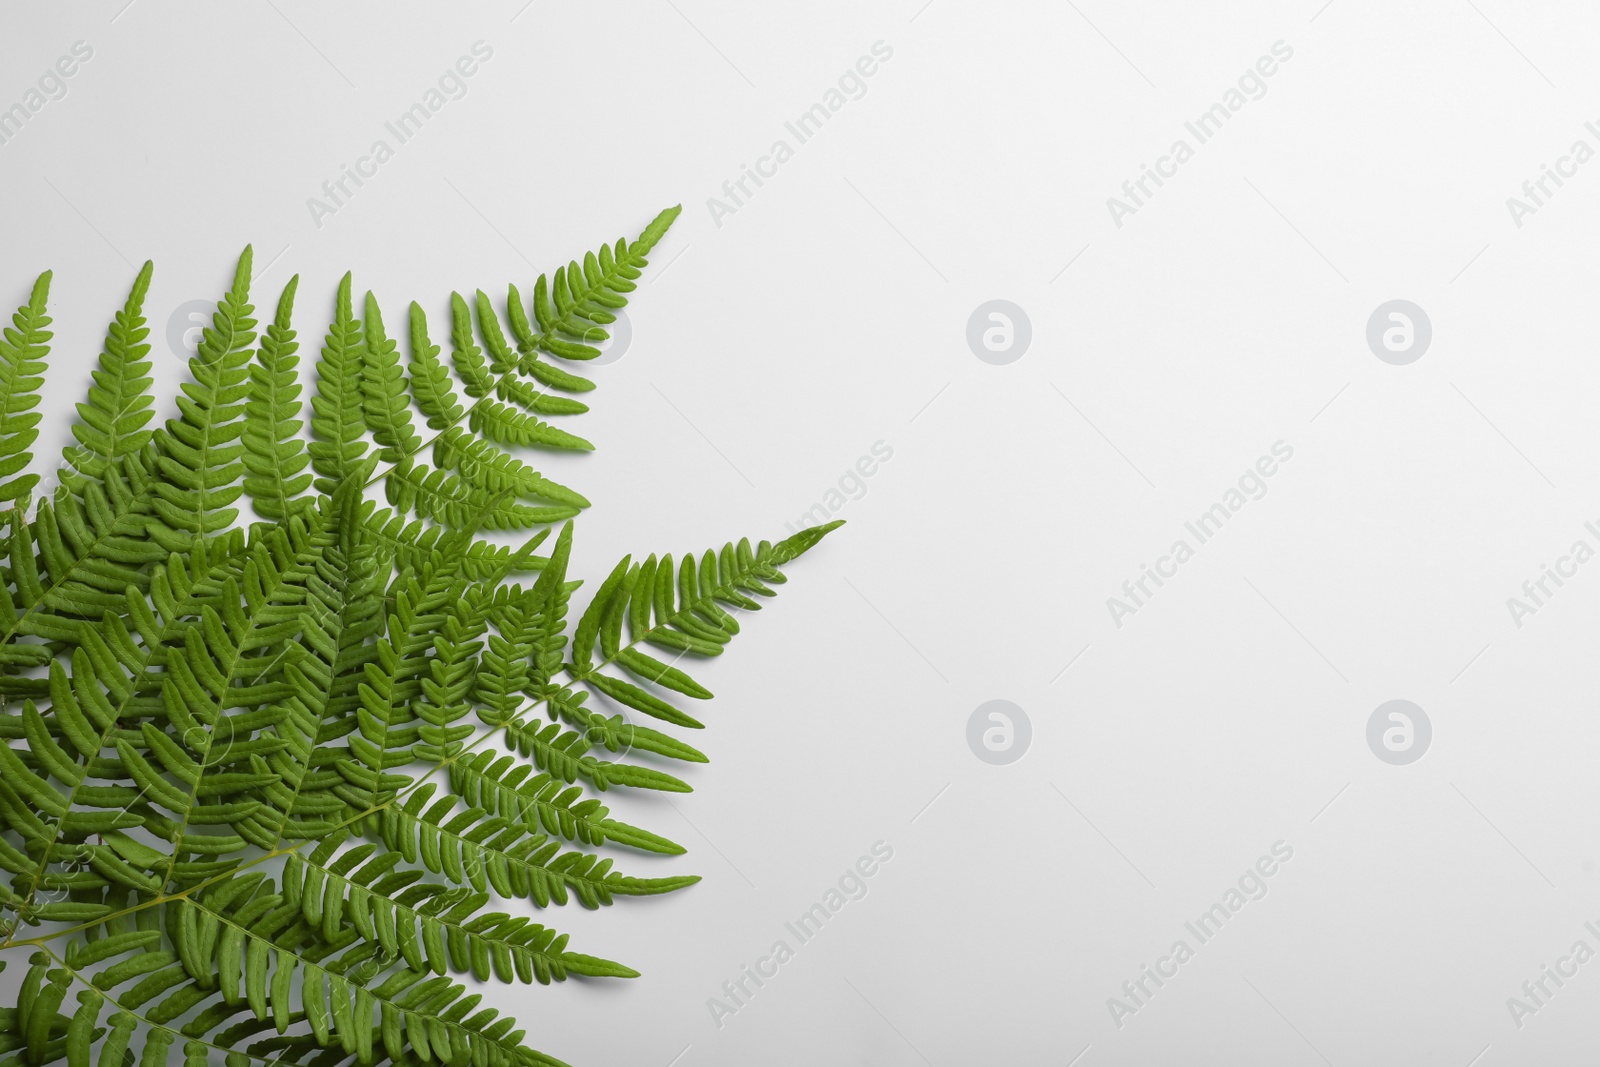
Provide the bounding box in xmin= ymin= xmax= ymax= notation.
xmin=308 ymin=273 xmax=366 ymax=496
xmin=385 ymin=459 xmax=578 ymax=531
xmin=242 ymin=276 xmax=313 ymax=522
xmin=147 ymin=248 xmax=256 ymax=552
xmin=433 ymin=427 xmax=588 ymax=509
xmin=448 ymin=291 xmax=491 ymax=399
xmin=64 ymin=261 xmax=156 ymax=486
xmin=0 ymin=207 xmax=852 ymax=1067
xmin=468 ymin=398 xmax=593 ymax=452
xmin=360 ymin=293 xmax=421 ymax=464
xmin=405 ymin=301 xmax=463 ymax=430
xmin=0 ymin=271 xmax=53 ymax=503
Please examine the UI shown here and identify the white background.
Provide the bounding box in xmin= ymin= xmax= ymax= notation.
xmin=5 ymin=1 xmax=1600 ymax=1063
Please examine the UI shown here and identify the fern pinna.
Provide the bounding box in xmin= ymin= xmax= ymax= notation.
xmin=0 ymin=206 xmax=841 ymax=1067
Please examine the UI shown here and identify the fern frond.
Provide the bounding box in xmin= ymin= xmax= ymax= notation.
xmin=450 ymin=749 xmax=683 ymax=854
xmin=38 ymin=883 xmax=577 ymax=1067
xmin=473 ymin=289 xmax=519 ymax=378
xmin=504 ymin=709 xmax=694 ymax=795
xmin=476 ymin=292 xmax=593 ymax=425
xmin=390 ymin=296 xmax=589 ymax=534
xmin=526 ymin=205 xmax=680 ymax=362
xmin=123 ymin=547 xmax=311 ymax=874
xmin=447 ymin=292 xmax=492 ymax=400
xmin=564 ymin=524 xmax=843 ymax=734
xmin=497 ymin=526 xmax=701 ymax=793
xmin=17 ymin=256 xmax=263 ymax=659
xmin=335 ymin=545 xmax=486 ymax=814
xmin=360 ymin=504 xmax=548 ymax=580
xmin=406 ymin=301 xmax=463 ymax=430
xmin=473 ymin=588 xmax=540 ymax=727
xmin=308 ymin=273 xmax=366 ymax=496
xmin=0 ymin=208 xmax=852 ymax=1067
xmin=385 ymin=460 xmax=578 ymax=531
xmin=397 ymin=207 xmax=681 ymax=490
xmin=0 ymin=519 xmax=321 ymax=914
xmin=242 ymin=276 xmax=313 ymax=522
xmin=378 ymin=782 xmax=698 ymax=909
xmin=527 ymin=521 xmax=575 ymax=694
xmin=410 ymin=586 xmax=488 ymax=764
xmin=63 ymin=260 xmax=156 ymax=486
xmin=257 ymin=487 xmax=389 ymax=849
xmin=404 ymin=299 xmax=588 ymax=516
xmin=147 ymin=248 xmax=256 ymax=552
xmin=360 ymin=293 xmax=422 ymax=464
xmin=434 ymin=428 xmax=588 ymax=509
xmin=0 ymin=270 xmax=52 ymax=504
xmin=280 ymin=838 xmax=640 ymax=985
xmin=468 ymin=398 xmax=593 ymax=452
xmin=5 ymin=450 xmax=165 ymax=642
